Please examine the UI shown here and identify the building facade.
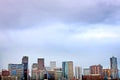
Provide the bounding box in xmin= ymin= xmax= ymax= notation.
xmin=8 ymin=64 xmax=23 ymax=80
xmin=62 ymin=61 xmax=74 ymax=80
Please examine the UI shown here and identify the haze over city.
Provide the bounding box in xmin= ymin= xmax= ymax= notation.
xmin=0 ymin=0 xmax=120 ymax=71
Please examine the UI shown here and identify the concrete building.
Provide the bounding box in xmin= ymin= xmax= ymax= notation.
xmin=110 ymin=56 xmax=119 ymax=79
xmin=8 ymin=64 xmax=23 ymax=80
xmin=90 ymin=64 xmax=103 ymax=75
xmin=62 ymin=61 xmax=74 ymax=80
xmin=75 ymin=66 xmax=82 ymax=80
xmin=83 ymin=68 xmax=90 ymax=75
xmin=22 ymin=56 xmax=28 ymax=80
xmin=50 ymin=61 xmax=56 ymax=70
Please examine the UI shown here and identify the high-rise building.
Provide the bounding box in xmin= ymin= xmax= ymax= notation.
xmin=22 ymin=56 xmax=28 ymax=80
xmin=31 ymin=63 xmax=38 ymax=80
xmin=8 ymin=64 xmax=23 ymax=80
xmin=37 ymin=58 xmax=45 ymax=80
xmin=83 ymin=68 xmax=90 ymax=75
xmin=62 ymin=61 xmax=74 ymax=80
xmin=50 ymin=61 xmax=56 ymax=70
xmin=110 ymin=56 xmax=118 ymax=79
xmin=90 ymin=64 xmax=103 ymax=75
xmin=75 ymin=66 xmax=82 ymax=80
xmin=38 ymin=58 xmax=44 ymax=70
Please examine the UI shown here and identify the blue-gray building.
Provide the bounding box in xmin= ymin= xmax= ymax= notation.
xmin=110 ymin=56 xmax=118 ymax=79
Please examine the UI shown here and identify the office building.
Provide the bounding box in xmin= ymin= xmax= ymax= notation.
xmin=62 ymin=61 xmax=74 ymax=80
xmin=75 ymin=66 xmax=82 ymax=80
xmin=37 ymin=58 xmax=45 ymax=80
xmin=90 ymin=64 xmax=103 ymax=75
xmin=22 ymin=56 xmax=28 ymax=80
xmin=8 ymin=64 xmax=23 ymax=80
xmin=31 ymin=63 xmax=38 ymax=80
xmin=110 ymin=56 xmax=118 ymax=79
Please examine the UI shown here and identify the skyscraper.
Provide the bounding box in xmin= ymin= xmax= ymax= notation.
xmin=90 ymin=64 xmax=103 ymax=75
xmin=62 ymin=61 xmax=74 ymax=80
xmin=22 ymin=56 xmax=28 ymax=80
xmin=50 ymin=61 xmax=56 ymax=70
xmin=75 ymin=66 xmax=82 ymax=80
xmin=110 ymin=56 xmax=118 ymax=79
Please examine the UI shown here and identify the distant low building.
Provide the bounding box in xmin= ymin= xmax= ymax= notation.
xmin=50 ymin=61 xmax=56 ymax=71
xmin=2 ymin=70 xmax=10 ymax=76
xmin=102 ymin=69 xmax=111 ymax=79
xmin=82 ymin=74 xmax=104 ymax=80
xmin=83 ymin=68 xmax=90 ymax=75
xmin=1 ymin=76 xmax=17 ymax=80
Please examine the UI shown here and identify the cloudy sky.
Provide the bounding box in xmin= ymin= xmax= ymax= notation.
xmin=0 ymin=0 xmax=120 ymax=72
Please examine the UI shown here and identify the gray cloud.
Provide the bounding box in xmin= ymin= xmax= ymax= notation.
xmin=0 ymin=0 xmax=120 ymax=30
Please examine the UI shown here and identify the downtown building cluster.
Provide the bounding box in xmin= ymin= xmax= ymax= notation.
xmin=0 ymin=56 xmax=119 ymax=80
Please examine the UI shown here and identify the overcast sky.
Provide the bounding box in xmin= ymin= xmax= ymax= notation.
xmin=0 ymin=0 xmax=120 ymax=71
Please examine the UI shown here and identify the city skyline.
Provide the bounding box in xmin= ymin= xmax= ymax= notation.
xmin=1 ymin=56 xmax=120 ymax=80
xmin=0 ymin=56 xmax=120 ymax=72
xmin=0 ymin=0 xmax=120 ymax=72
